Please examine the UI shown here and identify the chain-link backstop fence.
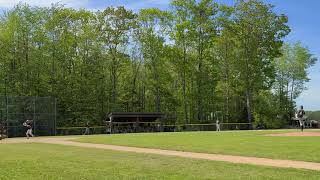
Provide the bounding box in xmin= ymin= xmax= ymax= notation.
xmin=0 ymin=96 xmax=56 ymax=137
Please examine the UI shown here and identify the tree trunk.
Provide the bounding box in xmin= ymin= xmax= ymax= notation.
xmin=197 ymin=27 xmax=203 ymax=121
xmin=111 ymin=66 xmax=117 ymax=105
xmin=289 ymin=79 xmax=295 ymax=121
xmin=224 ymin=39 xmax=230 ymax=123
xmin=244 ymin=37 xmax=252 ymax=126
xmin=110 ymin=47 xmax=118 ymax=106
xmin=182 ymin=40 xmax=188 ymax=124
xmin=246 ymin=89 xmax=252 ymax=125
xmin=151 ymin=56 xmax=161 ymax=112
xmin=155 ymin=68 xmax=161 ymax=112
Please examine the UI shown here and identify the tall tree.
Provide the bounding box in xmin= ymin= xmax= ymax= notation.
xmin=274 ymin=42 xmax=317 ymax=119
xmin=97 ymin=6 xmax=137 ymax=110
xmin=231 ymin=0 xmax=290 ymax=125
xmin=136 ymin=8 xmax=172 ymax=112
xmin=171 ymin=0 xmax=193 ymax=123
xmin=1 ymin=1 xmax=315 ymax=129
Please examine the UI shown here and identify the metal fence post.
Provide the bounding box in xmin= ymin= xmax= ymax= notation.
xmin=6 ymin=96 xmax=8 ymax=137
xmin=54 ymin=98 xmax=57 ymax=136
xmin=33 ymin=97 xmax=36 ymax=136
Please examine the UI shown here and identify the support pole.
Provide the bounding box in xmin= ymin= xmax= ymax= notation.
xmin=6 ymin=96 xmax=8 ymax=138
xmin=136 ymin=117 xmax=139 ymax=133
xmin=54 ymin=98 xmax=57 ymax=136
xmin=110 ymin=116 xmax=113 ymax=134
xmin=160 ymin=116 xmax=163 ymax=132
xmin=33 ymin=97 xmax=36 ymax=136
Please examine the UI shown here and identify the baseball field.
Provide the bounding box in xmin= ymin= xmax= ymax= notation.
xmin=1 ymin=130 xmax=320 ymax=179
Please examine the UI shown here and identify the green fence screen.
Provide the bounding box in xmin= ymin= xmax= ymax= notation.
xmin=0 ymin=96 xmax=56 ymax=137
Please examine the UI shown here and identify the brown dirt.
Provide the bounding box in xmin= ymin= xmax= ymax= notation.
xmin=266 ymin=132 xmax=320 ymax=137
xmin=2 ymin=136 xmax=320 ymax=171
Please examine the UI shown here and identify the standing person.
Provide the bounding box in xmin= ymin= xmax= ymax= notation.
xmin=84 ymin=121 xmax=90 ymax=135
xmin=216 ymin=119 xmax=221 ymax=132
xmin=23 ymin=120 xmax=34 ymax=139
xmin=106 ymin=121 xmax=111 ymax=134
xmin=297 ymin=106 xmax=306 ymax=132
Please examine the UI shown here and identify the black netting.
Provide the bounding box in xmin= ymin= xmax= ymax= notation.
xmin=0 ymin=96 xmax=56 ymax=137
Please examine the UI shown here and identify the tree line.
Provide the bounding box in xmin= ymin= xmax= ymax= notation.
xmin=0 ymin=0 xmax=316 ymax=128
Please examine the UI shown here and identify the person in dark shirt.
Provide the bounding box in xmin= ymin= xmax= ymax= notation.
xmin=297 ymin=106 xmax=306 ymax=132
xmin=23 ymin=120 xmax=34 ymax=139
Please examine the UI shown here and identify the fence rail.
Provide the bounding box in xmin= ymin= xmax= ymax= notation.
xmin=54 ymin=123 xmax=252 ymax=136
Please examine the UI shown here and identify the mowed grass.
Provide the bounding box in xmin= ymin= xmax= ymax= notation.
xmin=74 ymin=130 xmax=320 ymax=162
xmin=0 ymin=143 xmax=320 ymax=180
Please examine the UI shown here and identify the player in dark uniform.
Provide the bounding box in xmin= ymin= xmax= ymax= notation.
xmin=297 ymin=106 xmax=306 ymax=132
xmin=23 ymin=120 xmax=34 ymax=139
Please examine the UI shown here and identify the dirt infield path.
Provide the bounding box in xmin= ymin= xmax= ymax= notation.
xmin=266 ymin=131 xmax=320 ymax=136
xmin=2 ymin=137 xmax=320 ymax=171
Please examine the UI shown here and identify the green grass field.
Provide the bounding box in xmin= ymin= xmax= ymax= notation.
xmin=1 ymin=143 xmax=320 ymax=180
xmin=74 ymin=130 xmax=320 ymax=162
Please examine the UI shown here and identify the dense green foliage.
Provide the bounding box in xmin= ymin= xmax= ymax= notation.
xmin=75 ymin=130 xmax=320 ymax=162
xmin=307 ymin=111 xmax=320 ymax=120
xmin=0 ymin=0 xmax=316 ymax=127
xmin=1 ymin=143 xmax=320 ymax=179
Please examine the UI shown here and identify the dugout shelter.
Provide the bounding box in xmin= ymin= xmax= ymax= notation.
xmin=106 ymin=112 xmax=164 ymax=133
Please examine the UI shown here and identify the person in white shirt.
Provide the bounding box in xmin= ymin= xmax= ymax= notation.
xmin=216 ymin=120 xmax=221 ymax=131
xmin=23 ymin=120 xmax=34 ymax=139
xmin=297 ymin=106 xmax=306 ymax=132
